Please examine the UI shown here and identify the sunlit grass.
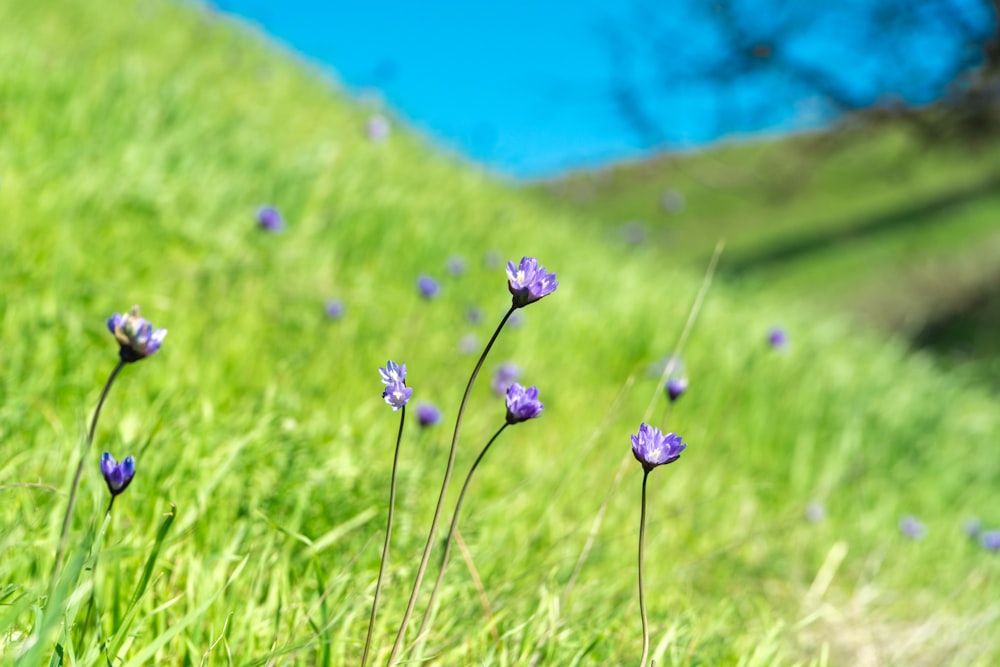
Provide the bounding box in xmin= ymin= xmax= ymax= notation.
xmin=1 ymin=0 xmax=999 ymax=664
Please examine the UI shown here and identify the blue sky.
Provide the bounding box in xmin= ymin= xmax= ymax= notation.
xmin=217 ymin=0 xmax=653 ymax=177
xmin=213 ymin=0 xmax=993 ymax=178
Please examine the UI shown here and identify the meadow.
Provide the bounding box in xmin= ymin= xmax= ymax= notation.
xmin=533 ymin=123 xmax=1000 ymax=389
xmin=1 ymin=0 xmax=999 ymax=665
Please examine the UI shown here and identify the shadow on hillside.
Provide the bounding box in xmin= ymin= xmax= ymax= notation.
xmin=911 ymin=281 xmax=1000 ymax=392
xmin=720 ymin=172 xmax=1000 ymax=275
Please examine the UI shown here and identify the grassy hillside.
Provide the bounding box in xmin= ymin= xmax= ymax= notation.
xmin=1 ymin=1 xmax=999 ymax=665
xmin=531 ymin=129 xmax=1000 ymax=389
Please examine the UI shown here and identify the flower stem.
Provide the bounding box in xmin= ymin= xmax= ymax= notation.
xmin=638 ymin=470 xmax=651 ymax=667
xmin=51 ymin=359 xmax=126 ymax=588
xmin=387 ymin=306 xmax=515 ymax=664
xmin=413 ymin=422 xmax=508 ymax=652
xmin=563 ymin=242 xmax=723 ymax=604
xmin=361 ymin=406 xmax=407 ymax=667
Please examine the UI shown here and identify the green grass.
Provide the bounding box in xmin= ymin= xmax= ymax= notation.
xmin=2 ymin=1 xmax=999 ymax=665
xmin=531 ymin=127 xmax=1000 ymax=342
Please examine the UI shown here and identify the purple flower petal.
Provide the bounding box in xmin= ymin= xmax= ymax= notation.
xmin=256 ymin=205 xmax=284 ymax=232
xmin=378 ymin=360 xmax=407 ymax=386
xmin=325 ymin=299 xmax=345 ymax=320
xmin=446 ymin=256 xmax=466 ymax=277
xmin=505 ymin=382 xmax=544 ymax=424
xmin=665 ymin=377 xmax=688 ymax=403
xmin=417 ymin=402 xmax=441 ymax=427
xmin=101 ymin=452 xmax=136 ymax=496
xmin=631 ymin=423 xmax=686 ymax=471
xmin=367 ymin=114 xmax=391 ymax=142
xmin=491 ymin=362 xmax=521 ymax=397
xmin=506 ymin=256 xmax=557 ymax=308
xmin=417 ymin=275 xmax=440 ymax=300
xmin=107 ymin=306 xmax=167 ymax=363
xmin=382 ymin=381 xmax=412 ymax=411
xmin=459 ymin=333 xmax=479 ymax=355
xmin=899 ymin=515 xmax=927 ymax=540
xmin=980 ymin=529 xmax=1000 ymax=551
xmin=768 ymin=327 xmax=788 ymax=349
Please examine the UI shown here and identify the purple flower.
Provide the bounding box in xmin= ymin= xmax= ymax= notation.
xmin=446 ymin=256 xmax=466 ymax=277
xmin=768 ymin=327 xmax=788 ymax=350
xmin=379 ymin=360 xmax=411 ymax=411
xmin=805 ymin=501 xmax=826 ymax=523
xmin=367 ymin=114 xmax=391 ymax=142
xmin=107 ymin=306 xmax=167 ymax=363
xmin=964 ymin=517 xmax=982 ymax=539
xmin=491 ymin=362 xmax=521 ymax=396
xmin=981 ymin=530 xmax=1000 ymax=551
xmin=660 ymin=189 xmax=685 ymax=214
xmin=631 ymin=423 xmax=686 ymax=472
xmin=256 ymin=205 xmax=284 ymax=232
xmin=459 ymin=333 xmax=479 ymax=355
xmin=101 ymin=452 xmax=136 ymax=497
xmin=382 ymin=381 xmax=412 ymax=411
xmin=665 ymin=377 xmax=688 ymax=403
xmin=417 ymin=403 xmax=441 ymax=428
xmin=622 ymin=220 xmax=646 ymax=245
xmin=506 ymin=257 xmax=558 ymax=308
xmin=899 ymin=515 xmax=927 ymax=540
xmin=417 ymin=275 xmax=440 ymax=300
xmin=324 ymin=299 xmax=345 ymax=320
xmin=378 ymin=360 xmax=407 ymax=386
xmin=466 ymin=307 xmax=483 ymax=326
xmin=505 ymin=382 xmax=543 ymax=424
xmin=508 ymin=311 xmax=524 ymax=328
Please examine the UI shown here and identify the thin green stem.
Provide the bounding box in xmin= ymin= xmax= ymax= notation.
xmin=563 ymin=241 xmax=723 ymax=605
xmin=658 ymin=401 xmax=674 ymax=433
xmin=387 ymin=305 xmax=515 ymax=665
xmin=638 ymin=470 xmax=651 ymax=667
xmin=51 ymin=359 xmax=126 ymax=588
xmin=413 ymin=422 xmax=508 ymax=651
xmin=361 ymin=405 xmax=407 ymax=667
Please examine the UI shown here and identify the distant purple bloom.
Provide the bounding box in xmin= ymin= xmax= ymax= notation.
xmin=508 ymin=311 xmax=524 ymax=328
xmin=416 ymin=403 xmax=441 ymax=428
xmin=506 ymin=257 xmax=558 ymax=308
xmin=382 ymin=381 xmax=412 ymax=411
xmin=505 ymin=382 xmax=544 ymax=424
xmin=107 ymin=306 xmax=167 ymax=363
xmin=367 ymin=114 xmax=390 ymax=142
xmin=805 ymin=501 xmax=826 ymax=523
xmin=379 ymin=361 xmax=411 ymax=410
xmin=660 ymin=189 xmax=686 ymax=214
xmin=622 ymin=220 xmax=646 ymax=245
xmin=324 ymin=299 xmax=345 ymax=320
xmin=459 ymin=333 xmax=479 ymax=355
xmin=466 ymin=307 xmax=483 ymax=326
xmin=768 ymin=327 xmax=788 ymax=350
xmin=899 ymin=515 xmax=927 ymax=540
xmin=446 ymin=256 xmax=466 ymax=276
xmin=648 ymin=355 xmax=685 ymax=379
xmin=631 ymin=423 xmax=686 ymax=472
xmin=981 ymin=530 xmax=1000 ymax=551
xmin=417 ymin=275 xmax=440 ymax=300
xmin=491 ymin=362 xmax=521 ymax=396
xmin=964 ymin=517 xmax=982 ymax=539
xmin=378 ymin=360 xmax=407 ymax=386
xmin=256 ymin=205 xmax=284 ymax=232
xmin=101 ymin=452 xmax=136 ymax=497
xmin=665 ymin=377 xmax=688 ymax=403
